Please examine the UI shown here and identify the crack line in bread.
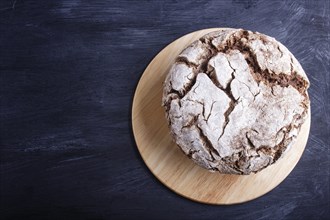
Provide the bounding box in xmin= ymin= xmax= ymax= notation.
xmin=205 ymin=101 xmax=216 ymax=122
xmin=195 ymin=124 xmax=220 ymax=160
xmin=175 ymin=57 xmax=198 ymax=68
xmin=187 ymin=149 xmax=200 ymax=159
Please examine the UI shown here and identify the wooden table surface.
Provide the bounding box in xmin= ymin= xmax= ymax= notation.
xmin=1 ymin=0 xmax=329 ymax=219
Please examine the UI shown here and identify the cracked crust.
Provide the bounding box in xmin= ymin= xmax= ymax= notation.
xmin=162 ymin=29 xmax=310 ymax=175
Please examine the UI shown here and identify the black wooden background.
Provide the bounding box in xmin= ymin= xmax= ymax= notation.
xmin=1 ymin=0 xmax=329 ymax=219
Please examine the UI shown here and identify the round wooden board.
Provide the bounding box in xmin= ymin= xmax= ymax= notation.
xmin=132 ymin=28 xmax=311 ymax=205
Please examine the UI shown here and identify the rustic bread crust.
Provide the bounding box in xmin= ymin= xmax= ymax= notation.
xmin=162 ymin=29 xmax=309 ymax=175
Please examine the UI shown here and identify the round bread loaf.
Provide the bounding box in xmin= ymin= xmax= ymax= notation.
xmin=162 ymin=29 xmax=309 ymax=175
